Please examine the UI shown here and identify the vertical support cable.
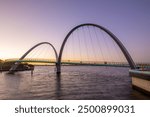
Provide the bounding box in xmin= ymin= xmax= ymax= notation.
xmin=82 ymin=26 xmax=90 ymax=62
xmin=93 ymin=27 xmax=105 ymax=63
xmin=77 ymin=29 xmax=82 ymax=62
xmin=87 ymin=26 xmax=98 ymax=62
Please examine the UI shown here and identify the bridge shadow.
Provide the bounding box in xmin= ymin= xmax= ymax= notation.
xmin=55 ymin=74 xmax=62 ymax=99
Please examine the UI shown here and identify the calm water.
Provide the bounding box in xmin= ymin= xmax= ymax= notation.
xmin=0 ymin=66 xmax=149 ymax=100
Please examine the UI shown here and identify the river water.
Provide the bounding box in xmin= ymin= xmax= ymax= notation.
xmin=0 ymin=66 xmax=149 ymax=100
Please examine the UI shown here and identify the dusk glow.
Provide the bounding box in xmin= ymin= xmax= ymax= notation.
xmin=0 ymin=0 xmax=150 ymax=63
xmin=0 ymin=0 xmax=150 ymax=101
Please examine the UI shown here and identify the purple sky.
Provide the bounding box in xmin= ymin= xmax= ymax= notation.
xmin=0 ymin=0 xmax=150 ymax=63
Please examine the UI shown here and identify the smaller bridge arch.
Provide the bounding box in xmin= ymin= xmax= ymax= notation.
xmin=9 ymin=42 xmax=58 ymax=74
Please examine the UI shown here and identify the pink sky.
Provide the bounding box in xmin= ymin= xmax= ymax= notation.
xmin=0 ymin=0 xmax=150 ymax=63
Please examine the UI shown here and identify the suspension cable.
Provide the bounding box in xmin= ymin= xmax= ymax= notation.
xmin=87 ymin=26 xmax=98 ymax=63
xmin=77 ymin=29 xmax=82 ymax=62
xmin=82 ymin=26 xmax=90 ymax=62
xmin=93 ymin=27 xmax=105 ymax=63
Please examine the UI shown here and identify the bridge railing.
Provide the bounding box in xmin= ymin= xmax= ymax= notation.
xmin=3 ymin=58 xmax=150 ymax=70
xmin=5 ymin=58 xmax=56 ymax=62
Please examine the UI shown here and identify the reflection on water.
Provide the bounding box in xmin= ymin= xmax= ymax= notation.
xmin=0 ymin=66 xmax=149 ymax=100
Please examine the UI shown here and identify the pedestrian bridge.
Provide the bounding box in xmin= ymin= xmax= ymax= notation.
xmin=8 ymin=23 xmax=138 ymax=74
xmin=5 ymin=58 xmax=130 ymax=67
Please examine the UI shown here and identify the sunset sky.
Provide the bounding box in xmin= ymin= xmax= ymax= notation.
xmin=0 ymin=0 xmax=150 ymax=63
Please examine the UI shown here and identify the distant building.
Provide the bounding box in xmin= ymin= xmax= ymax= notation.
xmin=0 ymin=59 xmax=3 ymax=63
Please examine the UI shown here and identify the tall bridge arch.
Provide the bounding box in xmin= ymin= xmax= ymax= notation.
xmin=56 ymin=23 xmax=136 ymax=74
xmin=9 ymin=42 xmax=58 ymax=73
